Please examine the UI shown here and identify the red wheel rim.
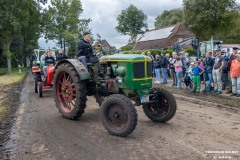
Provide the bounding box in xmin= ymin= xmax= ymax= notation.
xmin=56 ymin=72 xmax=76 ymax=113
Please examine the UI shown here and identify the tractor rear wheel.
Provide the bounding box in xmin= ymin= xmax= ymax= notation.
xmin=143 ymin=88 xmax=176 ymax=122
xmin=100 ymin=94 xmax=138 ymax=137
xmin=37 ymin=82 xmax=42 ymax=97
xmin=53 ymin=63 xmax=87 ymax=120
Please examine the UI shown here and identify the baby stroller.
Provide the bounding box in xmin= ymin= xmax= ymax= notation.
xmin=184 ymin=72 xmax=193 ymax=90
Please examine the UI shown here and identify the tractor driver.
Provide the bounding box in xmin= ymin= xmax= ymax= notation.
xmin=76 ymin=31 xmax=96 ymax=68
xmin=43 ymin=50 xmax=55 ymax=79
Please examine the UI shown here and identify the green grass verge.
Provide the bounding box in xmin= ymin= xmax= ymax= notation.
xmin=0 ymin=67 xmax=28 ymax=85
xmin=0 ymin=67 xmax=28 ymax=123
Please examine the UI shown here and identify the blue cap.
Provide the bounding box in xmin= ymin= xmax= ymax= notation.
xmin=214 ymin=48 xmax=221 ymax=51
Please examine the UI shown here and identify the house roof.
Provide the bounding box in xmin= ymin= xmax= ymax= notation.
xmin=137 ymin=26 xmax=175 ymax=42
xmin=94 ymin=39 xmax=111 ymax=48
xmin=134 ymin=24 xmax=194 ymax=50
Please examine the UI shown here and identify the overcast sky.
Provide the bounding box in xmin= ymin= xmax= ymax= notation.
xmin=38 ymin=0 xmax=240 ymax=49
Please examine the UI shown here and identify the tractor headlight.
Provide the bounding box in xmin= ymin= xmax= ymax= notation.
xmin=116 ymin=76 xmax=122 ymax=83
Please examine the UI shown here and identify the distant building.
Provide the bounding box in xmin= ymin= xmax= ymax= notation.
xmin=134 ymin=24 xmax=194 ymax=50
xmin=93 ymin=39 xmax=112 ymax=54
xmin=221 ymin=44 xmax=240 ymax=54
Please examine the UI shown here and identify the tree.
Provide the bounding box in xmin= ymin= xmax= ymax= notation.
xmin=0 ymin=0 xmax=41 ymax=73
xmin=154 ymin=9 xmax=183 ymax=28
xmin=183 ymin=0 xmax=239 ymax=41
xmin=120 ymin=45 xmax=133 ymax=52
xmin=116 ymin=4 xmax=148 ymax=43
xmin=43 ymin=0 xmax=90 ymax=53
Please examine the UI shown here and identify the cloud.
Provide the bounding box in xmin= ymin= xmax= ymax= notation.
xmin=40 ymin=0 xmax=240 ymax=49
xmin=80 ymin=0 xmax=183 ymax=48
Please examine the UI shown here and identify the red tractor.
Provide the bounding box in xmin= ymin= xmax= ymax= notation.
xmin=32 ymin=64 xmax=55 ymax=97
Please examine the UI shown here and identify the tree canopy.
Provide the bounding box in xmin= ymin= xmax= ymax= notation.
xmin=154 ymin=8 xmax=183 ymax=28
xmin=183 ymin=0 xmax=239 ymax=41
xmin=0 ymin=0 xmax=42 ymax=73
xmin=43 ymin=0 xmax=90 ymax=54
xmin=116 ymin=4 xmax=148 ymax=43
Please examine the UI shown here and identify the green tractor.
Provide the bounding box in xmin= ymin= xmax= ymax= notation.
xmin=53 ymin=54 xmax=177 ymax=137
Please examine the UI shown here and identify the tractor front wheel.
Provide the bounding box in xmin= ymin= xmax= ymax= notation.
xmin=142 ymin=88 xmax=176 ymax=122
xmin=100 ymin=94 xmax=138 ymax=137
xmin=37 ymin=82 xmax=43 ymax=97
xmin=34 ymin=74 xmax=38 ymax=93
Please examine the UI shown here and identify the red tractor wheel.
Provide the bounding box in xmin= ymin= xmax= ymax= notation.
xmin=53 ymin=63 xmax=87 ymax=120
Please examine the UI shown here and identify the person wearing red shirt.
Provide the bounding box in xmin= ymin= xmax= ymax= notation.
xmin=230 ymin=54 xmax=240 ymax=97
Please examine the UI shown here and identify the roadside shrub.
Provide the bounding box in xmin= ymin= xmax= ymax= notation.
xmin=184 ymin=48 xmax=195 ymax=56
xmin=120 ymin=45 xmax=134 ymax=51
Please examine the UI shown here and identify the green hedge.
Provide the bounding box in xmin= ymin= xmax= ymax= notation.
xmin=122 ymin=48 xmax=194 ymax=57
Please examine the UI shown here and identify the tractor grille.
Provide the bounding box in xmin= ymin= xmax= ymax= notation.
xmin=147 ymin=62 xmax=152 ymax=77
xmin=133 ymin=62 xmax=145 ymax=78
xmin=133 ymin=62 xmax=152 ymax=78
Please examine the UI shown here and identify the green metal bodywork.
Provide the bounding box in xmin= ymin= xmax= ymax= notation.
xmin=102 ymin=54 xmax=153 ymax=100
xmin=33 ymin=60 xmax=45 ymax=72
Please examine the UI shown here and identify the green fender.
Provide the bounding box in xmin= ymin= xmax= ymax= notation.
xmin=55 ymin=59 xmax=91 ymax=80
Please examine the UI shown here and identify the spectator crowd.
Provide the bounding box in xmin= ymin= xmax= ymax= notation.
xmin=147 ymin=47 xmax=240 ymax=97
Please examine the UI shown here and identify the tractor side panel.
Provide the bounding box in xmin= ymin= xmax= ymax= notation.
xmin=55 ymin=59 xmax=91 ymax=80
xmin=47 ymin=65 xmax=55 ymax=84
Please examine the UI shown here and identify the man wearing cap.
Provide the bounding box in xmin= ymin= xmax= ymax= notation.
xmin=76 ymin=31 xmax=94 ymax=67
xmin=226 ymin=47 xmax=239 ymax=94
xmin=212 ymin=48 xmax=224 ymax=94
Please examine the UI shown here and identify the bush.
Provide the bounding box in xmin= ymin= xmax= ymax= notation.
xmin=184 ymin=48 xmax=195 ymax=56
xmin=120 ymin=45 xmax=134 ymax=51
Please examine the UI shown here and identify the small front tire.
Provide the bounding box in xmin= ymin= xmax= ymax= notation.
xmin=38 ymin=82 xmax=43 ymax=97
xmin=100 ymin=94 xmax=138 ymax=137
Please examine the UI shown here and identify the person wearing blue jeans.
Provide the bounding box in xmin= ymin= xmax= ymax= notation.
xmin=176 ymin=71 xmax=183 ymax=88
xmin=160 ymin=53 xmax=168 ymax=84
xmin=174 ymin=56 xmax=183 ymax=89
xmin=203 ymin=52 xmax=214 ymax=92
xmin=153 ymin=54 xmax=161 ymax=84
xmin=212 ymin=49 xmax=224 ymax=94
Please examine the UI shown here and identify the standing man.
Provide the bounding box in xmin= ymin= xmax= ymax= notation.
xmin=226 ymin=47 xmax=239 ymax=94
xmin=212 ymin=48 xmax=224 ymax=94
xmin=203 ymin=52 xmax=214 ymax=93
xmin=185 ymin=52 xmax=191 ymax=68
xmin=169 ymin=52 xmax=177 ymax=87
xmin=160 ymin=52 xmax=168 ymax=84
xmin=147 ymin=51 xmax=155 ymax=77
xmin=179 ymin=51 xmax=187 ymax=78
xmin=76 ymin=31 xmax=94 ymax=68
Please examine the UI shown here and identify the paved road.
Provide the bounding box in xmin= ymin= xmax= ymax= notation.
xmin=3 ymin=73 xmax=240 ymax=160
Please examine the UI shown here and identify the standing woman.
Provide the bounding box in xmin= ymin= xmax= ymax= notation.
xmin=230 ymin=54 xmax=240 ymax=97
xmin=199 ymin=58 xmax=204 ymax=84
xmin=174 ymin=55 xmax=183 ymax=89
xmin=169 ymin=52 xmax=177 ymax=87
xmin=153 ymin=54 xmax=161 ymax=84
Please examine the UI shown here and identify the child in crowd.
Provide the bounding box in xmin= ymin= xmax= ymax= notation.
xmin=192 ymin=61 xmax=204 ymax=93
xmin=184 ymin=62 xmax=194 ymax=90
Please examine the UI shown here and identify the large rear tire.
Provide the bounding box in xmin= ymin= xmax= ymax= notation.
xmin=100 ymin=94 xmax=138 ymax=137
xmin=53 ymin=63 xmax=87 ymax=120
xmin=143 ymin=88 xmax=176 ymax=122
